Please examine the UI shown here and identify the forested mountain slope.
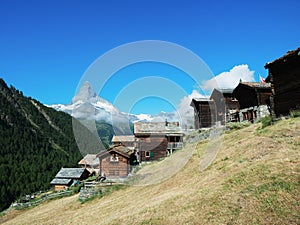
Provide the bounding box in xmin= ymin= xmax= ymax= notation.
xmin=0 ymin=78 xmax=83 ymax=211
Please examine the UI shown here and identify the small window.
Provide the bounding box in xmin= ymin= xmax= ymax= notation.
xmin=145 ymin=151 xmax=154 ymax=158
xmin=110 ymin=154 xmax=119 ymax=162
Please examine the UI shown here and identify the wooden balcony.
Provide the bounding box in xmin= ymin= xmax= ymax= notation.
xmin=167 ymin=142 xmax=183 ymax=149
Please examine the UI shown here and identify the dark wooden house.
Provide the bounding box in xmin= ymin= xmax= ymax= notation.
xmin=233 ymin=82 xmax=271 ymax=122
xmin=97 ymin=146 xmax=135 ymax=178
xmin=50 ymin=168 xmax=90 ymax=191
xmin=134 ymin=122 xmax=183 ymax=161
xmin=190 ymin=98 xmax=216 ymax=129
xmin=265 ymin=47 xmax=300 ymax=118
xmin=210 ymin=88 xmax=240 ymax=124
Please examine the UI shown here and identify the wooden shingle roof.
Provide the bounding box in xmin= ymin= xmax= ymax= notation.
xmin=238 ymin=82 xmax=271 ymax=89
xmin=78 ymin=154 xmax=99 ymax=166
xmin=191 ymin=98 xmax=213 ymax=102
xmin=265 ymin=47 xmax=300 ymax=68
xmin=96 ymin=145 xmax=134 ymax=159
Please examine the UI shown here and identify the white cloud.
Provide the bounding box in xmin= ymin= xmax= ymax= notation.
xmin=201 ymin=64 xmax=255 ymax=91
xmin=176 ymin=90 xmax=207 ymax=128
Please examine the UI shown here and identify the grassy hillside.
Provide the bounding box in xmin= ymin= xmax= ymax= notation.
xmin=1 ymin=117 xmax=299 ymax=224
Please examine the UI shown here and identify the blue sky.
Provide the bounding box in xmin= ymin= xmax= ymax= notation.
xmin=1 ymin=0 xmax=299 ymax=114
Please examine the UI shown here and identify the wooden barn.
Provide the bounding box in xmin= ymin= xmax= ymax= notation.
xmin=265 ymin=47 xmax=300 ymax=118
xmin=134 ymin=121 xmax=183 ymax=161
xmin=233 ymin=82 xmax=271 ymax=122
xmin=96 ymin=146 xmax=135 ymax=178
xmin=190 ymin=98 xmax=216 ymax=129
xmin=50 ymin=168 xmax=90 ymax=191
xmin=210 ymin=88 xmax=240 ymax=124
xmin=78 ymin=154 xmax=100 ymax=176
xmin=111 ymin=135 xmax=135 ymax=148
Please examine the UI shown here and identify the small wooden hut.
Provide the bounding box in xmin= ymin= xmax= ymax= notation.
xmin=233 ymin=82 xmax=271 ymax=122
xmin=190 ymin=98 xmax=216 ymax=129
xmin=97 ymin=146 xmax=135 ymax=178
xmin=50 ymin=168 xmax=90 ymax=191
xmin=210 ymin=88 xmax=240 ymax=124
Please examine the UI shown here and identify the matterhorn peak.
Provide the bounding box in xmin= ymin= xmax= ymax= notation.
xmin=72 ymin=81 xmax=97 ymax=103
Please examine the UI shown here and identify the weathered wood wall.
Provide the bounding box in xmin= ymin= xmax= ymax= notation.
xmin=266 ymin=54 xmax=300 ymax=116
xmin=100 ymin=154 xmax=130 ymax=178
xmin=136 ymin=136 xmax=168 ymax=161
xmin=210 ymin=89 xmax=240 ymax=124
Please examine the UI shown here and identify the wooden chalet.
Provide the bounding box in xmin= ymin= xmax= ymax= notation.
xmin=190 ymin=98 xmax=216 ymax=129
xmin=111 ymin=135 xmax=135 ymax=148
xmin=134 ymin=121 xmax=183 ymax=161
xmin=78 ymin=154 xmax=100 ymax=175
xmin=210 ymin=88 xmax=240 ymax=124
xmin=50 ymin=168 xmax=90 ymax=191
xmin=265 ymin=47 xmax=300 ymax=118
xmin=233 ymin=82 xmax=271 ymax=122
xmin=96 ymin=146 xmax=135 ymax=178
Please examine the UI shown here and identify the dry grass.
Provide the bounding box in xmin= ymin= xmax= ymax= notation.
xmin=1 ymin=118 xmax=300 ymax=225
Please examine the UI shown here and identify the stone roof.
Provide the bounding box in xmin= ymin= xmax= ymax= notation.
xmin=50 ymin=178 xmax=72 ymax=185
xmin=54 ymin=168 xmax=88 ymax=179
xmin=134 ymin=122 xmax=183 ymax=136
xmin=111 ymin=135 xmax=135 ymax=143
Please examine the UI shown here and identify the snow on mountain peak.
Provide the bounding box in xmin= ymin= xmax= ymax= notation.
xmin=72 ymin=81 xmax=97 ymax=103
xmin=49 ymin=81 xmax=188 ymax=126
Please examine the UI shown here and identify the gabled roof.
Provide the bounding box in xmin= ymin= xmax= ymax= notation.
xmin=191 ymin=98 xmax=212 ymax=102
xmin=112 ymin=135 xmax=135 ymax=143
xmin=190 ymin=98 xmax=214 ymax=108
xmin=50 ymin=178 xmax=73 ymax=185
xmin=54 ymin=168 xmax=88 ymax=179
xmin=237 ymin=82 xmax=271 ymax=89
xmin=214 ymin=88 xmax=234 ymax=94
xmin=134 ymin=122 xmax=183 ymax=135
xmin=78 ymin=154 xmax=99 ymax=166
xmin=97 ymin=145 xmax=133 ymax=159
xmin=265 ymin=47 xmax=300 ymax=68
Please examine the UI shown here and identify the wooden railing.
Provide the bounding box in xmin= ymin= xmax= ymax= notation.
xmin=167 ymin=142 xmax=183 ymax=149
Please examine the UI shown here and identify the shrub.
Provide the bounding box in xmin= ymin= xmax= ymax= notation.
xmin=290 ymin=109 xmax=300 ymax=118
xmin=226 ymin=121 xmax=250 ymax=130
xmin=261 ymin=115 xmax=272 ymax=128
